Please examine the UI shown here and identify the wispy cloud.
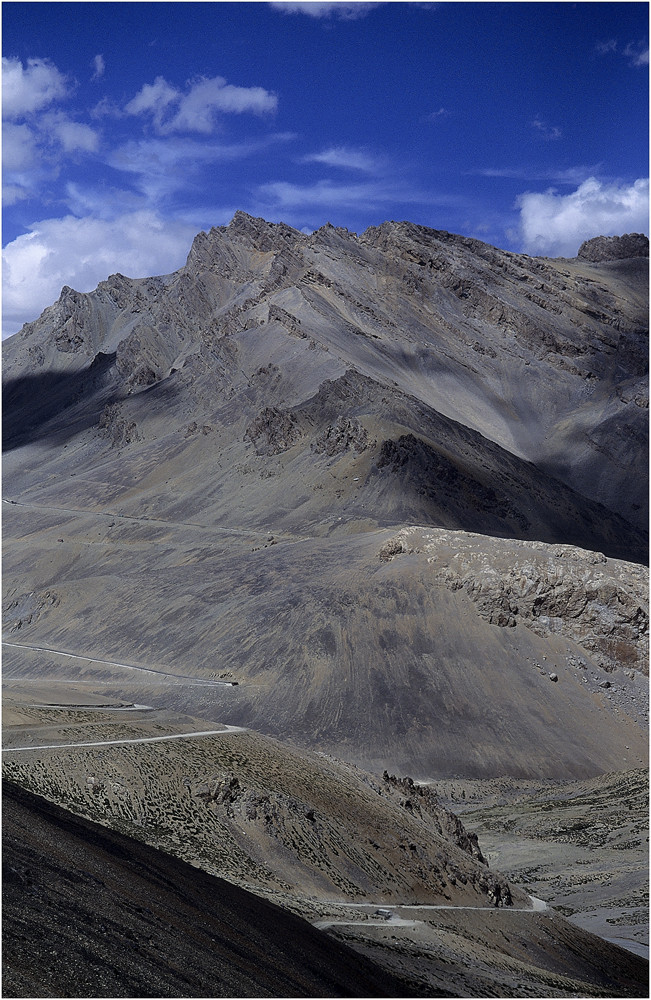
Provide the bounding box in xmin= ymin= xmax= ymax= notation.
xmin=427 ymin=107 xmax=449 ymax=121
xmin=470 ymin=164 xmax=602 ymax=185
xmin=109 ymin=133 xmax=294 ymax=202
xmin=624 ymin=41 xmax=649 ymax=67
xmin=257 ymin=177 xmax=463 ymax=217
xmin=301 ymin=145 xmax=379 ymax=172
xmin=595 ymin=37 xmax=649 ymax=66
xmin=125 ymin=74 xmax=277 ymax=134
xmin=516 ymin=176 xmax=649 ymax=256
xmin=594 ymin=38 xmax=617 ymax=56
xmin=531 ymin=117 xmax=561 ymax=141
xmin=269 ymin=2 xmax=382 ymax=19
xmin=91 ymin=54 xmax=105 ymax=81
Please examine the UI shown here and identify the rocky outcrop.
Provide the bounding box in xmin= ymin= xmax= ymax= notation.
xmin=578 ymin=233 xmax=649 ymax=262
xmin=312 ymin=416 xmax=368 ymax=457
xmin=381 ymin=772 xmax=488 ymax=866
xmin=2 ymin=590 xmax=60 ymax=633
xmin=191 ymin=766 xmax=510 ymax=904
xmin=244 ymin=406 xmax=303 ymax=455
xmin=98 ymin=402 xmax=140 ymax=448
xmin=381 ymin=528 xmax=649 ymax=675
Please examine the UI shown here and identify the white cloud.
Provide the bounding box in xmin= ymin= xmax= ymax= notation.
xmin=125 ymin=74 xmax=277 ymax=134
xmin=624 ymin=41 xmax=649 ymax=66
xmin=2 ymin=56 xmax=68 ymax=118
xmin=3 ymin=184 xmax=30 ymax=207
xmin=471 ymin=164 xmax=601 ymax=185
xmin=44 ymin=113 xmax=100 ymax=153
xmin=257 ymin=177 xmax=462 ymax=217
xmin=171 ymin=76 xmax=277 ymax=131
xmin=516 ymin=177 xmax=649 ymax=256
xmin=91 ymin=54 xmax=105 ymax=80
xmin=302 ymin=146 xmax=378 ymax=171
xmin=259 ymin=179 xmax=399 ymax=210
xmin=2 ymin=210 xmax=199 ymax=337
xmin=125 ymin=75 xmax=179 ymax=128
xmin=595 ymin=39 xmax=617 ymax=56
xmin=108 ymin=133 xmax=294 ymax=201
xmin=269 ymin=2 xmax=381 ymax=19
xmin=2 ymin=121 xmax=38 ymax=171
xmin=594 ymin=38 xmax=649 ymax=66
xmin=91 ymin=95 xmax=124 ymax=119
xmin=531 ymin=117 xmax=562 ymax=141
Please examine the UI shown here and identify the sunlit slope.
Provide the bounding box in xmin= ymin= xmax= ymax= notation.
xmin=4 ymin=504 xmax=647 ymax=779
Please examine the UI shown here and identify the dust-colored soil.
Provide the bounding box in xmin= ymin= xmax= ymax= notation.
xmin=2 ymin=508 xmax=647 ymax=781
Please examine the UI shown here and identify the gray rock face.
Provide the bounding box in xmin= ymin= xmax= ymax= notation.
xmin=577 ymin=233 xmax=649 ymax=262
xmin=383 ymin=526 xmax=649 ymax=675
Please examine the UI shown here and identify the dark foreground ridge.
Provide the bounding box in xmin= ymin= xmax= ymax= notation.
xmin=2 ymin=779 xmax=422 ymax=999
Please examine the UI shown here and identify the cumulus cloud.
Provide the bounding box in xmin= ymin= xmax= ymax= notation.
xmin=2 ymin=56 xmax=100 ymax=203
xmin=125 ymin=74 xmax=277 ymax=133
xmin=2 ymin=56 xmax=68 ymax=118
xmin=125 ymin=75 xmax=179 ymax=127
xmin=2 ymin=210 xmax=199 ymax=337
xmin=269 ymin=2 xmax=381 ymax=19
xmin=301 ymin=146 xmax=378 ymax=171
xmin=516 ymin=177 xmax=649 ymax=256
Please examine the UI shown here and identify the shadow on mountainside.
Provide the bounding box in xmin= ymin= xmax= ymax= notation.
xmin=373 ymin=432 xmax=649 ymax=565
xmin=2 ymin=353 xmax=120 ymax=451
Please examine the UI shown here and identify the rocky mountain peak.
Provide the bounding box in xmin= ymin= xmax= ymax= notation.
xmin=577 ymin=232 xmax=649 ymax=262
xmin=228 ymin=210 xmax=302 ymax=247
xmin=185 ymin=212 xmax=304 ymax=270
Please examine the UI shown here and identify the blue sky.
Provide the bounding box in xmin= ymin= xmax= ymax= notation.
xmin=2 ymin=1 xmax=648 ymax=337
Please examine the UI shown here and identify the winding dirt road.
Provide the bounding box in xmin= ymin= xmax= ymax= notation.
xmin=1 ymin=725 xmax=247 ymax=754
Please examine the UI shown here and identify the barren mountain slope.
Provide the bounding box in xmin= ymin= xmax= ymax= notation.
xmin=2 ymin=216 xmax=648 ymax=996
xmin=4 ymin=702 xmax=648 ymax=998
xmin=2 ymin=216 xmax=648 ymax=780
xmin=2 ymin=506 xmax=647 ymax=778
xmin=2 ymin=779 xmax=421 ymax=1000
